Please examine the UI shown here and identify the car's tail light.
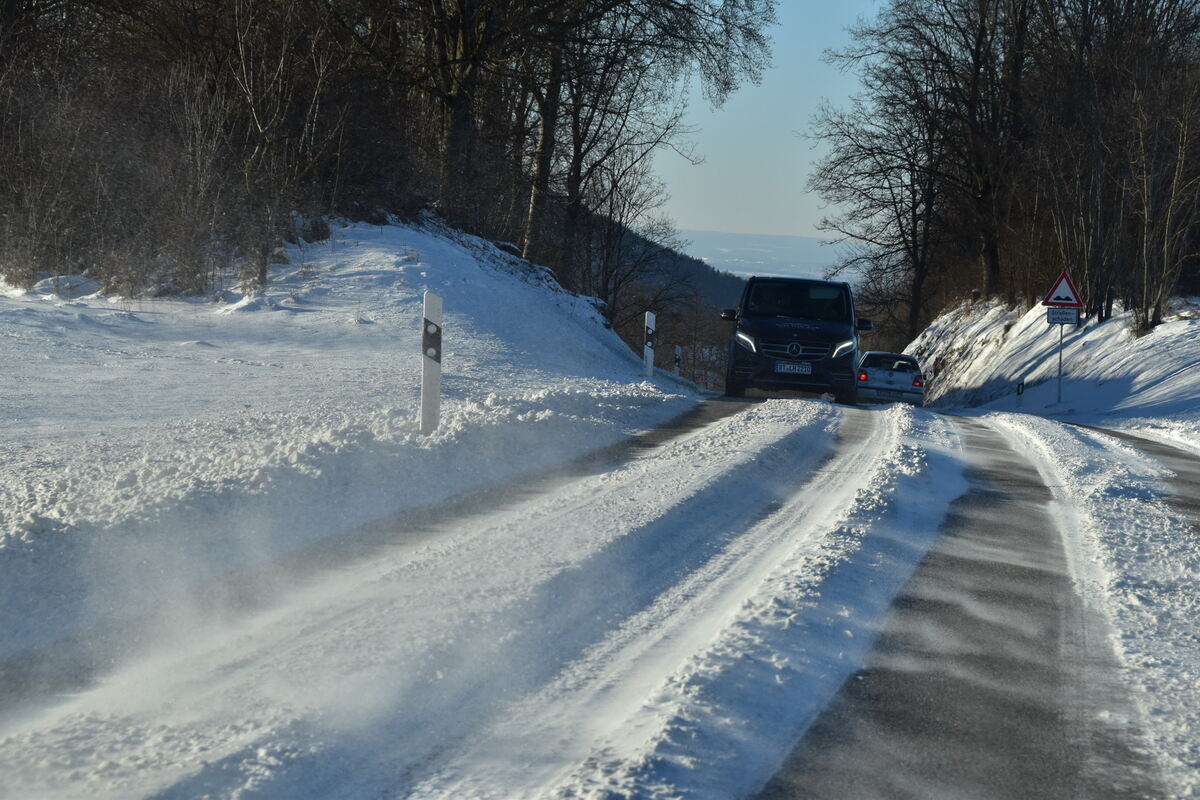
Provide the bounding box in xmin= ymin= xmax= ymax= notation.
xmin=858 ymin=370 xmax=869 ymax=382
xmin=913 ymin=376 xmax=924 ymax=388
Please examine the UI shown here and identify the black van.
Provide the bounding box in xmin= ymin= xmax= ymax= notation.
xmin=720 ymin=277 xmax=872 ymax=403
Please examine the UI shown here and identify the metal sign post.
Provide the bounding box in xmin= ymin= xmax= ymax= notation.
xmin=1058 ymin=317 xmax=1064 ymax=404
xmin=643 ymin=311 xmax=656 ymax=377
xmin=1046 ymin=307 xmax=1080 ymax=403
xmin=420 ymin=291 xmax=443 ymax=435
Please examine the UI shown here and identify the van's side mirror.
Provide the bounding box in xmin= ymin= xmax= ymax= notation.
xmin=857 ymin=318 xmax=874 ymax=331
xmin=720 ymin=309 xmax=738 ymax=321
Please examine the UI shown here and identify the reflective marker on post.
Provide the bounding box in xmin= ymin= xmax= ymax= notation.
xmin=421 ymin=291 xmax=443 ymax=435
xmin=643 ymin=311 xmax=656 ymax=377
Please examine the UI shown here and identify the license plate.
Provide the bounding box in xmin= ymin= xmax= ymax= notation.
xmin=774 ymin=361 xmax=812 ymax=375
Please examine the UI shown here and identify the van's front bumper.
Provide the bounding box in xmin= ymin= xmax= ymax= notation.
xmin=728 ymin=345 xmax=857 ymax=394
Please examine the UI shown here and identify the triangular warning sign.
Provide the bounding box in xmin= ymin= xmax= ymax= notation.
xmin=1041 ymin=271 xmax=1083 ymax=307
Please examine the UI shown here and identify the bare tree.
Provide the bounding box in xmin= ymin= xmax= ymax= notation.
xmin=809 ymin=48 xmax=948 ymax=340
xmin=231 ymin=0 xmax=345 ymax=288
xmin=816 ymin=0 xmax=1200 ymax=339
xmin=837 ymin=0 xmax=1033 ymax=298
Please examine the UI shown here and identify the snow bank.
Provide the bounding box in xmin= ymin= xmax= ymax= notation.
xmin=909 ymin=297 xmax=1200 ymax=448
xmin=0 ymin=220 xmax=696 ymax=664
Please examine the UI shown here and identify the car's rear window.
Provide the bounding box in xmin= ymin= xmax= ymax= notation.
xmin=744 ymin=282 xmax=849 ymax=322
xmin=862 ymin=353 xmax=919 ymax=371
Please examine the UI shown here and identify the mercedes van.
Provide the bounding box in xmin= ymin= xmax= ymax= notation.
xmin=720 ymin=277 xmax=872 ymax=403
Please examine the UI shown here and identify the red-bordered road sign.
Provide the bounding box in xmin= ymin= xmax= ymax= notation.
xmin=1041 ymin=271 xmax=1084 ymax=308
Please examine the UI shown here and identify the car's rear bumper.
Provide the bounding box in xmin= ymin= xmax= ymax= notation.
xmin=857 ymin=385 xmax=924 ymax=405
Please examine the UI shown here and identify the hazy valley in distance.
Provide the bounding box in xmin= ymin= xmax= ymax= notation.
xmin=679 ymin=230 xmax=850 ymax=281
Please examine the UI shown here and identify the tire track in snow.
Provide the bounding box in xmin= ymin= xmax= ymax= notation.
xmin=410 ymin=405 xmax=967 ymax=800
xmin=405 ymin=406 xmax=881 ymax=798
xmin=1078 ymin=424 xmax=1200 ymax=523
xmin=562 ymin=406 xmax=965 ymax=800
xmin=0 ymin=400 xmax=840 ymax=800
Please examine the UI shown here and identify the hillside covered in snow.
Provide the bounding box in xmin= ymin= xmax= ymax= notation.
xmin=908 ymin=297 xmax=1200 ymax=450
xmin=0 ymin=220 xmax=696 ymax=664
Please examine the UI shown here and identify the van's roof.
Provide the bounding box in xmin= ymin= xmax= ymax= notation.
xmin=746 ymin=276 xmax=847 ymax=286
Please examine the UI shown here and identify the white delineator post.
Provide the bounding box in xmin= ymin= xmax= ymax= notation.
xmin=643 ymin=311 xmax=656 ymax=377
xmin=421 ymin=291 xmax=443 ymax=435
xmin=674 ymin=344 xmax=682 ymax=376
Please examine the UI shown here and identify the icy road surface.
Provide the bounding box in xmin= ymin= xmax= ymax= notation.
xmin=0 ymin=401 xmax=1195 ymax=799
xmin=758 ymin=417 xmax=1168 ymax=799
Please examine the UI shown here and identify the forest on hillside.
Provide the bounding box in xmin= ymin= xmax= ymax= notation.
xmin=0 ymin=0 xmax=764 ymax=385
xmin=811 ymin=0 xmax=1200 ymax=347
xmin=9 ymin=1 xmax=1195 ymax=381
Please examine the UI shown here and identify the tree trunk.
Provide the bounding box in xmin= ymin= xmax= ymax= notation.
xmin=434 ymin=0 xmax=489 ymax=230
xmin=0 ymin=0 xmax=22 ymax=53
xmin=521 ymin=36 xmax=564 ymax=261
xmin=980 ymin=220 xmax=1001 ymax=298
xmin=561 ymin=137 xmax=586 ymax=290
xmin=908 ymin=257 xmax=927 ymax=342
xmin=440 ymin=88 xmax=476 ymax=228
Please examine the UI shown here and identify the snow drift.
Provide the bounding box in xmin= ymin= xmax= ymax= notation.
xmin=0 ymin=220 xmax=694 ymax=664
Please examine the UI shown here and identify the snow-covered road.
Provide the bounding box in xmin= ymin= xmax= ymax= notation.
xmin=758 ymin=415 xmax=1169 ymax=799
xmin=0 ymin=401 xmax=964 ymax=799
xmin=2 ymin=223 xmax=1196 ymax=798
xmin=3 ymin=399 xmax=1193 ymax=798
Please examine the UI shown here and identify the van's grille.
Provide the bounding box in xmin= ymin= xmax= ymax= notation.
xmin=759 ymin=340 xmax=830 ymax=360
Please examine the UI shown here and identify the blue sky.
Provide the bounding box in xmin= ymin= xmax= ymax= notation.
xmin=656 ymin=1 xmax=881 ymax=238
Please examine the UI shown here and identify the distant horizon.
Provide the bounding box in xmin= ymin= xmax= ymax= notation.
xmin=680 ymin=227 xmax=826 ymax=241
xmin=677 ymin=228 xmax=849 ymax=281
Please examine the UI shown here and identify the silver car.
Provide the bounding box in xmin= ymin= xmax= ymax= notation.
xmin=856 ymin=352 xmax=925 ymax=405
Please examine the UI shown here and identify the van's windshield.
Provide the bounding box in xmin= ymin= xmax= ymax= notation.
xmin=744 ymin=282 xmax=850 ymax=322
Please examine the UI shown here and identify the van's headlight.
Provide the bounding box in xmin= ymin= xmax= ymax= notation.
xmin=735 ymin=331 xmax=757 ymax=353
xmin=830 ymin=340 xmax=856 ymax=359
